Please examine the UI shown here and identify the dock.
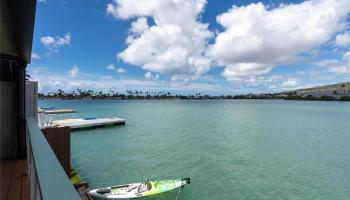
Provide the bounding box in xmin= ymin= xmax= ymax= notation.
xmin=51 ymin=117 xmax=126 ymax=131
xmin=43 ymin=109 xmax=76 ymax=114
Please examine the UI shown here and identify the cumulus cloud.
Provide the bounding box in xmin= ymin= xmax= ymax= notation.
xmin=222 ymin=63 xmax=272 ymax=81
xmin=144 ymin=72 xmax=160 ymax=81
xmin=41 ymin=33 xmax=71 ymax=53
xmin=69 ymin=65 xmax=79 ymax=78
xmin=144 ymin=72 xmax=152 ymax=80
xmin=28 ymin=67 xmax=224 ymax=94
xmin=282 ymin=79 xmax=299 ymax=88
xmin=335 ymin=32 xmax=350 ymax=47
xmin=107 ymin=0 xmax=213 ymax=81
xmin=209 ymin=0 xmax=350 ymax=81
xmin=129 ymin=17 xmax=149 ymax=34
xmin=328 ymin=51 xmax=350 ymax=74
xmin=105 ymin=0 xmax=350 ymax=91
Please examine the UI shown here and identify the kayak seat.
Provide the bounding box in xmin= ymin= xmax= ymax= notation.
xmin=147 ymin=182 xmax=152 ymax=190
xmin=138 ymin=183 xmax=150 ymax=193
xmin=96 ymin=188 xmax=111 ymax=194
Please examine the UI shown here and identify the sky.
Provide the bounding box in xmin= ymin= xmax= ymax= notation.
xmin=28 ymin=0 xmax=350 ymax=95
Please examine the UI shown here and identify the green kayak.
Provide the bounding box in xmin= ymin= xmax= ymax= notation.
xmin=88 ymin=178 xmax=190 ymax=199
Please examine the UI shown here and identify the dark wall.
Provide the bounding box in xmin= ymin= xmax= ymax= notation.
xmin=0 ymin=0 xmax=37 ymax=159
xmin=0 ymin=57 xmax=26 ymax=159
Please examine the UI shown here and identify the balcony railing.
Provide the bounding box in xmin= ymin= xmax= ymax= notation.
xmin=26 ymin=117 xmax=81 ymax=200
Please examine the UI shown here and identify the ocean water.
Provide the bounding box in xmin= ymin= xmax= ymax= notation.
xmin=39 ymin=100 xmax=350 ymax=200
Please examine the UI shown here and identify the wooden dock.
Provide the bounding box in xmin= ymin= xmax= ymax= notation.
xmin=52 ymin=117 xmax=126 ymax=131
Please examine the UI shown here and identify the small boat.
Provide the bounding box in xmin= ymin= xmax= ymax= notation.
xmin=88 ymin=178 xmax=190 ymax=199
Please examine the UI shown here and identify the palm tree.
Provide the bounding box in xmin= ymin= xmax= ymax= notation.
xmin=341 ymin=84 xmax=346 ymax=96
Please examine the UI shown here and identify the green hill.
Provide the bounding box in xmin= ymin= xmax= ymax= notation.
xmin=281 ymin=82 xmax=350 ymax=100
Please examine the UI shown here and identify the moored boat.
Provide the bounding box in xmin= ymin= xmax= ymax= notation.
xmin=88 ymin=178 xmax=190 ymax=199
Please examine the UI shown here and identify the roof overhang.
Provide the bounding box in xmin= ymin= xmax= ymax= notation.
xmin=0 ymin=0 xmax=36 ymax=63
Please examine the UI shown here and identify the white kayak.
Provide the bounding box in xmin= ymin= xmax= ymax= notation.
xmin=88 ymin=178 xmax=190 ymax=199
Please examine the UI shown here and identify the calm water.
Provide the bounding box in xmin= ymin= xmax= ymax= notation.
xmin=39 ymin=100 xmax=350 ymax=200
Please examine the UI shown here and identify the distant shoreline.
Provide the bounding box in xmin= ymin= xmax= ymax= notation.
xmin=38 ymin=82 xmax=350 ymax=102
xmin=38 ymin=96 xmax=350 ymax=102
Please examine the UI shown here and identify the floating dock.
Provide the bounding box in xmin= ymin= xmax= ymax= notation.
xmin=38 ymin=107 xmax=76 ymax=114
xmin=52 ymin=117 xmax=126 ymax=131
xmin=44 ymin=109 xmax=76 ymax=114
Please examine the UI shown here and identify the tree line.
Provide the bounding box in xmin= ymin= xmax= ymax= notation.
xmin=38 ymin=89 xmax=350 ymax=101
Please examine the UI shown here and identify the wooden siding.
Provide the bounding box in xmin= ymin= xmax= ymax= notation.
xmin=42 ymin=127 xmax=71 ymax=177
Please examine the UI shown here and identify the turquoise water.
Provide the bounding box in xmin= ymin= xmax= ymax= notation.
xmin=39 ymin=100 xmax=350 ymax=200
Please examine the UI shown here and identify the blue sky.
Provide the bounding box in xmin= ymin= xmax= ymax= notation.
xmin=29 ymin=0 xmax=350 ymax=95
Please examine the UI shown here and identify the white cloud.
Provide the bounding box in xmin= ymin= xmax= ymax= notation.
xmin=40 ymin=33 xmax=71 ymax=53
xmin=222 ymin=63 xmax=272 ymax=81
xmin=335 ymin=32 xmax=350 ymax=47
xmin=308 ymin=51 xmax=350 ymax=80
xmin=28 ymin=65 xmax=339 ymax=95
xmin=107 ymin=0 xmax=213 ymax=81
xmin=106 ymin=64 xmax=115 ymax=70
xmin=106 ymin=64 xmax=126 ymax=74
xmin=31 ymin=52 xmax=41 ymax=60
xmin=28 ymin=67 xmax=225 ymax=94
xmin=144 ymin=71 xmax=160 ymax=81
xmin=69 ymin=65 xmax=79 ymax=78
xmin=103 ymin=0 xmax=350 ymax=91
xmin=209 ymin=0 xmax=350 ymax=81
xmin=328 ymin=51 xmax=350 ymax=74
xmin=117 ymin=68 xmax=126 ymax=74
xmin=130 ymin=17 xmax=149 ymax=34
xmin=144 ymin=72 xmax=152 ymax=80
xmin=41 ymin=37 xmax=55 ymax=45
xmin=282 ymin=79 xmax=299 ymax=88
xmin=329 ymin=66 xmax=349 ymax=74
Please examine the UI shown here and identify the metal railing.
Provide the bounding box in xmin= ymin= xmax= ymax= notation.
xmin=26 ymin=117 xmax=81 ymax=200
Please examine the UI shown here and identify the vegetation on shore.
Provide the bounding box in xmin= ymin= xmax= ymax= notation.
xmin=38 ymin=88 xmax=350 ymax=101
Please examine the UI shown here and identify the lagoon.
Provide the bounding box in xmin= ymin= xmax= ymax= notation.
xmin=39 ymin=100 xmax=350 ymax=200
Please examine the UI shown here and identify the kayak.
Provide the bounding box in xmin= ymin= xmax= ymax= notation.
xmin=88 ymin=178 xmax=190 ymax=199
